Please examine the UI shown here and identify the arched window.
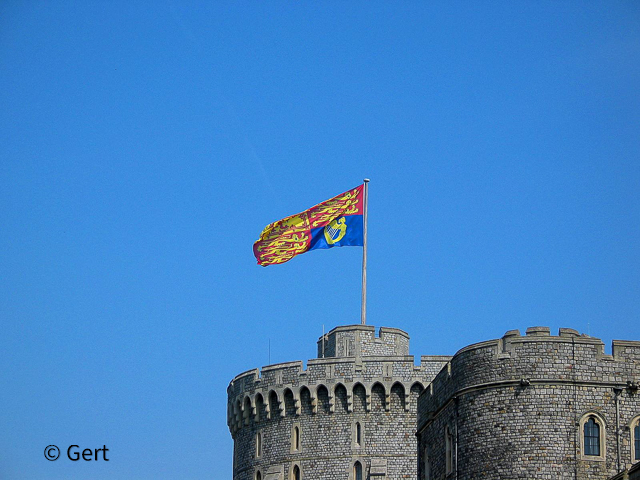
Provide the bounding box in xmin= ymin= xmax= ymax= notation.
xmin=243 ymin=397 xmax=252 ymax=425
xmin=584 ymin=417 xmax=600 ymax=456
xmin=300 ymin=386 xmax=313 ymax=415
xmin=335 ymin=384 xmax=348 ymax=412
xmin=317 ymin=385 xmax=330 ymax=414
xmin=371 ymin=383 xmax=386 ymax=411
xmin=445 ymin=425 xmax=453 ymax=474
xmin=256 ymin=432 xmax=262 ymax=458
xmin=255 ymin=394 xmax=264 ymax=422
xmin=580 ymin=413 xmax=605 ymax=460
xmin=423 ymin=447 xmax=430 ymax=480
xmin=632 ymin=416 xmax=640 ymax=462
xmin=353 ymin=461 xmax=362 ymax=480
xmin=292 ymin=464 xmax=301 ymax=480
xmin=356 ymin=422 xmax=362 ymax=446
xmin=284 ymin=389 xmax=296 ymax=416
xmin=390 ymin=382 xmax=405 ymax=411
xmin=236 ymin=400 xmax=242 ymax=428
xmin=256 ymin=471 xmax=262 ymax=480
xmin=353 ymin=384 xmax=366 ymax=412
xmin=292 ymin=425 xmax=300 ymax=451
xmin=410 ymin=382 xmax=424 ymax=413
xmin=268 ymin=391 xmax=279 ymax=419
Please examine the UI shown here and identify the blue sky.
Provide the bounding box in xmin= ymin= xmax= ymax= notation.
xmin=1 ymin=2 xmax=639 ymax=478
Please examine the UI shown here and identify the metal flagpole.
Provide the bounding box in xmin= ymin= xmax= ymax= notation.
xmin=361 ymin=179 xmax=369 ymax=325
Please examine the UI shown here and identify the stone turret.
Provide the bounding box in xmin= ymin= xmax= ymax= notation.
xmin=317 ymin=325 xmax=410 ymax=358
xmin=228 ymin=324 xmax=451 ymax=480
xmin=417 ymin=327 xmax=640 ymax=480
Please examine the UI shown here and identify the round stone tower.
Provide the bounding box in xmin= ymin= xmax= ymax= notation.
xmin=417 ymin=327 xmax=640 ymax=480
xmin=227 ymin=324 xmax=451 ymax=480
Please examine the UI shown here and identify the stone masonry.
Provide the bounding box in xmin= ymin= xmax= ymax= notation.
xmin=227 ymin=324 xmax=451 ymax=480
xmin=229 ymin=325 xmax=640 ymax=480
xmin=416 ymin=327 xmax=640 ymax=480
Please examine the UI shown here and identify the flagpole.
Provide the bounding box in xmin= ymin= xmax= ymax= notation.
xmin=361 ymin=178 xmax=369 ymax=325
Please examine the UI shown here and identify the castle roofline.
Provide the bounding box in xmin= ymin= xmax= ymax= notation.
xmin=318 ymin=324 xmax=410 ymax=340
xmin=418 ymin=326 xmax=640 ymax=424
xmin=317 ymin=323 xmax=411 ymax=359
xmin=452 ymin=326 xmax=612 ymax=358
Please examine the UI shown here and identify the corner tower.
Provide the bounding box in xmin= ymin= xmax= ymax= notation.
xmin=227 ymin=324 xmax=451 ymax=480
xmin=417 ymin=327 xmax=640 ymax=480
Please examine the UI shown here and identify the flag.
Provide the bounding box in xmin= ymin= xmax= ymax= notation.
xmin=253 ymin=185 xmax=364 ymax=266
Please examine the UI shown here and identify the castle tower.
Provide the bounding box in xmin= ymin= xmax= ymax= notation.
xmin=417 ymin=327 xmax=640 ymax=480
xmin=227 ymin=324 xmax=451 ymax=480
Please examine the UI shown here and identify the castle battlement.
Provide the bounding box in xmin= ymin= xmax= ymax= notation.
xmin=416 ymin=327 xmax=640 ymax=480
xmin=227 ymin=325 xmax=450 ymax=437
xmin=317 ymin=324 xmax=410 ymax=358
xmin=227 ymin=324 xmax=451 ymax=480
xmin=420 ymin=327 xmax=640 ymax=420
xmin=229 ymin=323 xmax=640 ymax=480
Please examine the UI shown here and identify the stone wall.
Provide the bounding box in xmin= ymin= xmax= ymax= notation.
xmin=417 ymin=327 xmax=640 ymax=480
xmin=317 ymin=325 xmax=410 ymax=359
xmin=228 ymin=325 xmax=451 ymax=480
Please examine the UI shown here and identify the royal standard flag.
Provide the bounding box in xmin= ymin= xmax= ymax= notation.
xmin=253 ymin=185 xmax=364 ymax=266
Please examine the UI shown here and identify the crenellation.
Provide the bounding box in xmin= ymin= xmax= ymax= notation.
xmin=228 ymin=324 xmax=450 ymax=480
xmin=230 ymin=325 xmax=639 ymax=479
xmin=417 ymin=327 xmax=640 ymax=480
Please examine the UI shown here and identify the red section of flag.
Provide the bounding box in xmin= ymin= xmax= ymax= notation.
xmin=253 ymin=185 xmax=364 ymax=266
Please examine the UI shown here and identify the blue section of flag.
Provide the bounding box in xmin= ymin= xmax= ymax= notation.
xmin=308 ymin=215 xmax=363 ymax=251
